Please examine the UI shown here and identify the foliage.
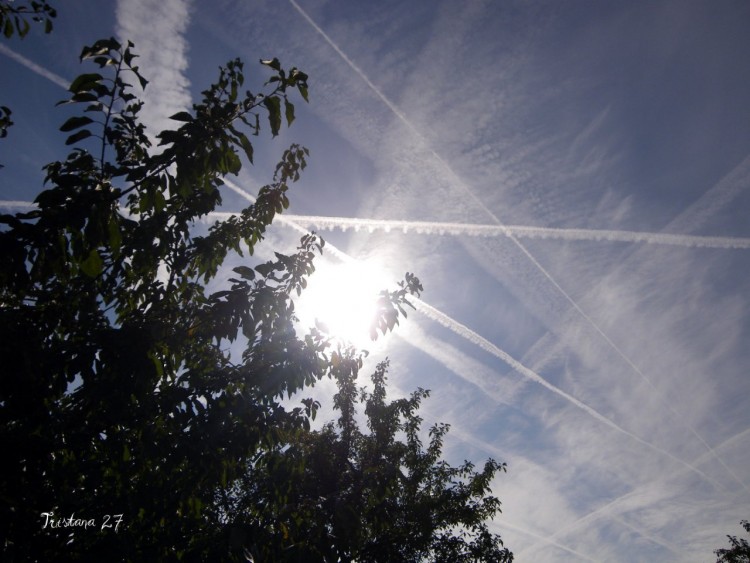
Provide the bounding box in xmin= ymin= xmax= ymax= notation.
xmin=0 ymin=1 xmax=56 ymax=148
xmin=0 ymin=37 xmax=418 ymax=561
xmin=0 ymin=19 xmax=512 ymax=562
xmin=219 ymin=359 xmax=513 ymax=562
xmin=715 ymin=521 xmax=750 ymax=563
xmin=0 ymin=0 xmax=56 ymax=39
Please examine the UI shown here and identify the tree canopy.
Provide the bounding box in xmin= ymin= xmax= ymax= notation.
xmin=216 ymin=359 xmax=512 ymax=562
xmin=0 ymin=9 xmax=511 ymax=561
xmin=715 ymin=521 xmax=750 ymax=563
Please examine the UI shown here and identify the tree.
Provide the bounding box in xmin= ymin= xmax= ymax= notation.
xmin=0 ymin=24 xmax=511 ymax=563
xmin=715 ymin=521 xmax=750 ymax=563
xmin=219 ymin=359 xmax=513 ymax=562
xmin=0 ymin=36 xmax=416 ymax=561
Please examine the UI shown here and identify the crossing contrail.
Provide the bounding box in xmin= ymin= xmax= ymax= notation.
xmin=0 ymin=43 xmax=69 ymax=89
xmin=0 ymin=184 xmax=724 ymax=489
xmin=221 ymin=178 xmax=724 ymax=491
xmin=411 ymin=300 xmax=723 ymax=489
xmin=519 ymin=424 xmax=750 ymax=560
xmin=3 ymin=34 xmax=738 ymax=493
xmin=492 ymin=518 xmax=600 ymax=563
xmin=286 ymin=0 xmax=748 ymax=493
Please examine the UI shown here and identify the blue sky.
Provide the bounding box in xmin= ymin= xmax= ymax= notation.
xmin=2 ymin=1 xmax=750 ymax=560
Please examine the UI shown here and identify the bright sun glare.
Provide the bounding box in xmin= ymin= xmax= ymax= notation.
xmin=295 ymin=260 xmax=393 ymax=348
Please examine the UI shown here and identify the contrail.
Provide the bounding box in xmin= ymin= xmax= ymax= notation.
xmin=287 ymin=0 xmax=748 ymax=493
xmin=515 ymin=490 xmax=640 ymax=561
xmin=4 ymin=33 xmax=737 ymax=492
xmin=0 ymin=201 xmax=37 ymax=210
xmin=0 ymin=43 xmax=69 ymax=89
xmin=288 ymin=0 xmax=425 ymax=143
xmin=3 ymin=184 xmax=722 ymax=488
xmin=493 ymin=518 xmax=600 ymax=562
xmin=523 ymin=424 xmax=750 ymax=559
xmin=412 ymin=300 xmax=723 ymax=489
xmin=12 ymin=200 xmax=746 ymax=250
xmin=250 ymin=213 xmax=750 ymax=250
xmin=115 ymin=0 xmax=192 ymax=137
xmin=222 ymin=178 xmax=724 ymax=490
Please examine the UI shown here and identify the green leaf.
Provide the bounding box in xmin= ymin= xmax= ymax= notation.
xmin=232 ymin=265 xmax=256 ymax=280
xmin=263 ymin=96 xmax=281 ymax=137
xmin=255 ymin=262 xmax=275 ymax=277
xmin=107 ymin=217 xmax=122 ymax=254
xmin=236 ymin=132 xmax=254 ymax=164
xmin=80 ymin=249 xmax=103 ymax=278
xmin=68 ymin=73 xmax=103 ymax=94
xmin=298 ymin=84 xmax=309 ymax=103
xmin=60 ymin=115 xmax=93 ymax=132
xmin=65 ymin=129 xmax=92 ymax=145
xmin=284 ymin=99 xmax=295 ymax=127
xmin=169 ymin=111 xmax=193 ymax=122
xmin=80 ymin=38 xmax=120 ymax=60
xmin=260 ymin=57 xmax=281 ymax=71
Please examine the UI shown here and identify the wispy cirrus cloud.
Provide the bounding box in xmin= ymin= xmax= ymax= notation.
xmin=7 ymin=2 xmax=750 ymax=559
xmin=215 ymin=179 xmax=726 ymax=495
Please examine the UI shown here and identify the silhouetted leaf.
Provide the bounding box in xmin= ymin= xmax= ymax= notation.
xmin=68 ymin=72 xmax=102 ymax=93
xmin=59 ymin=115 xmax=93 ymax=132
xmin=169 ymin=111 xmax=193 ymax=122
xmin=263 ymin=96 xmax=281 ymax=137
xmin=284 ymin=99 xmax=295 ymax=127
xmin=64 ymin=129 xmax=92 ymax=145
xmin=260 ymin=57 xmax=281 ymax=71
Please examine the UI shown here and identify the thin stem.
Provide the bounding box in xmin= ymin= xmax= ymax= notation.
xmin=98 ymin=54 xmax=125 ymax=181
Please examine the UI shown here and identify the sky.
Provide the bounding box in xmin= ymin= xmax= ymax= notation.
xmin=2 ymin=1 xmax=750 ymax=560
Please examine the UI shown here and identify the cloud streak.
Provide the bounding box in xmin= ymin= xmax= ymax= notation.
xmin=9 ymin=200 xmax=747 ymax=250
xmin=254 ymin=213 xmax=750 ymax=250
xmin=285 ymin=0 xmax=748 ymax=497
xmin=218 ymin=179 xmax=723 ymax=492
xmin=115 ymin=0 xmax=192 ymax=137
xmin=3 ymin=182 xmax=729 ymax=493
xmin=0 ymin=43 xmax=69 ymax=89
xmin=411 ymin=300 xmax=724 ymax=490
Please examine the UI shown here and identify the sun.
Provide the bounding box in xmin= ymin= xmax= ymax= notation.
xmin=295 ymin=259 xmax=393 ymax=348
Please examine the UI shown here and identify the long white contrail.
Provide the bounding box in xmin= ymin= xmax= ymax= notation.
xmin=3 ymin=37 xmax=735 ymax=493
xmin=1 ymin=185 xmax=722 ymax=487
xmin=8 ymin=201 xmax=747 ymax=250
xmin=493 ymin=518 xmax=600 ymax=562
xmin=521 ymin=424 xmax=750 ymax=560
xmin=0 ymin=43 xmax=69 ymax=89
xmin=221 ymin=178 xmax=723 ymax=490
xmin=412 ymin=300 xmax=722 ymax=489
xmin=288 ymin=0 xmax=425 ymax=142
xmin=286 ymin=0 xmax=747 ymax=493
xmin=0 ymin=201 xmax=37 ymax=210
xmin=251 ymin=213 xmax=750 ymax=250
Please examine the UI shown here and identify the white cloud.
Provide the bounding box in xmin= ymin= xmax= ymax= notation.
xmin=115 ymin=0 xmax=193 ymax=137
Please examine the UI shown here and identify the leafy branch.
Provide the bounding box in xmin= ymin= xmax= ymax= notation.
xmin=0 ymin=0 xmax=56 ymax=39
